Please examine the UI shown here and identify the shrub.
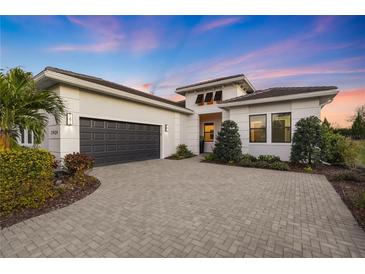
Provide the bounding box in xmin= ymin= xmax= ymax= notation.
xmin=213 ymin=120 xmax=242 ymax=163
xmin=241 ymin=153 xmax=257 ymax=162
xmin=64 ymin=152 xmax=94 ymax=175
xmin=291 ymin=116 xmax=322 ymax=165
xmin=303 ymin=166 xmax=313 ymax=173
xmin=0 ymin=148 xmax=55 ymax=215
xmin=239 ymin=158 xmax=256 ymax=167
xmin=270 ymin=161 xmax=289 ymax=171
xmin=204 ymin=153 xmax=215 ymax=161
xmin=321 ymin=123 xmax=358 ymax=168
xmin=239 ymin=157 xmax=289 ymax=171
xmin=169 ymin=144 xmax=195 ymax=160
xmin=257 ymin=155 xmax=281 ymax=163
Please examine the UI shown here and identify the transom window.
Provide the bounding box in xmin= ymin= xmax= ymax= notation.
xmin=214 ymin=90 xmax=222 ymax=102
xmin=195 ymin=94 xmax=204 ymax=105
xmin=272 ymin=112 xmax=291 ymax=143
xmin=204 ymin=92 xmax=213 ymax=104
xmin=204 ymin=123 xmax=214 ymax=142
xmin=249 ymin=114 xmax=266 ymax=143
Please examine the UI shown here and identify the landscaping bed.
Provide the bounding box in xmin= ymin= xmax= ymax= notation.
xmin=0 ymin=174 xmax=100 ymax=229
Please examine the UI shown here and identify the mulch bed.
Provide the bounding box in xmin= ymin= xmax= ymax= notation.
xmin=0 ymin=174 xmax=100 ymax=229
xmin=202 ymin=159 xmax=365 ymax=231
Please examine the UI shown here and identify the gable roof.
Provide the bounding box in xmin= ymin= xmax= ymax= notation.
xmin=37 ymin=67 xmax=187 ymax=109
xmin=221 ymin=86 xmax=338 ymax=104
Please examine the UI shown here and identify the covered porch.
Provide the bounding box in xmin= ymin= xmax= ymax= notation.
xmin=199 ymin=112 xmax=222 ymax=153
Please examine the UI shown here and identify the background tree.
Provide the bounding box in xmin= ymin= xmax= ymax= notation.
xmin=290 ymin=116 xmax=322 ymax=165
xmin=351 ymin=105 xmax=365 ymax=140
xmin=213 ymin=120 xmax=242 ymax=163
xmin=0 ymin=67 xmax=66 ymax=150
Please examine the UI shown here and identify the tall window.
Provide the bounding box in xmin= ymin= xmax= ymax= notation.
xmin=249 ymin=114 xmax=266 ymax=143
xmin=27 ymin=130 xmax=33 ymax=144
xmin=204 ymin=123 xmax=214 ymax=142
xmin=204 ymin=92 xmax=213 ymax=104
xmin=272 ymin=112 xmax=291 ymax=143
xmin=20 ymin=128 xmax=25 ymax=144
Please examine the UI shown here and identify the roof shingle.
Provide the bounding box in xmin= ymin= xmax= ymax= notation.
xmin=221 ymin=86 xmax=338 ymax=104
xmin=43 ymin=67 xmax=186 ymax=108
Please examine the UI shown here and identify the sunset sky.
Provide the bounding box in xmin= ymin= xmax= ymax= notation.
xmin=1 ymin=16 xmax=364 ymax=127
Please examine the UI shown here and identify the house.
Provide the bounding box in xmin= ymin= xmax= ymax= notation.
xmin=34 ymin=67 xmax=338 ymax=165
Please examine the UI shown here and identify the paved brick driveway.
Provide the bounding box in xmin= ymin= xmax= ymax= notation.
xmin=1 ymin=157 xmax=365 ymax=257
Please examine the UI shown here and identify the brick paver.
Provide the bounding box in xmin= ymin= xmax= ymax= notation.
xmin=1 ymin=157 xmax=365 ymax=257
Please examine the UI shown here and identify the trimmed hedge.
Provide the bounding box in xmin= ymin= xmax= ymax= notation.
xmin=0 ymin=148 xmax=55 ymax=216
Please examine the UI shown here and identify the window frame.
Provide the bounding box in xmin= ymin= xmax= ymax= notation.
xmin=213 ymin=90 xmax=222 ymax=102
xmin=249 ymin=114 xmax=267 ymax=143
xmin=204 ymin=92 xmax=213 ymax=104
xmin=203 ymin=122 xmax=215 ymax=142
xmin=195 ymin=94 xmax=204 ymax=105
xmin=271 ymin=112 xmax=292 ymax=143
xmin=27 ymin=130 xmax=33 ymax=145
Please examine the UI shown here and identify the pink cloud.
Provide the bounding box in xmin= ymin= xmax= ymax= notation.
xmin=50 ymin=16 xmax=123 ymax=53
xmin=322 ymin=88 xmax=365 ymax=128
xmin=195 ymin=17 xmax=243 ymax=33
xmin=161 ymin=93 xmax=185 ymax=102
xmin=130 ymin=29 xmax=160 ymax=53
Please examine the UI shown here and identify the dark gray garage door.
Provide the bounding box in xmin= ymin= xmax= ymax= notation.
xmin=80 ymin=117 xmax=160 ymax=166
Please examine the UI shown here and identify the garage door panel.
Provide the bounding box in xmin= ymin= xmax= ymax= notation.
xmin=80 ymin=117 xmax=160 ymax=166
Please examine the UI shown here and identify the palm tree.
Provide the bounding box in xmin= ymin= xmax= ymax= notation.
xmin=0 ymin=67 xmax=66 ymax=150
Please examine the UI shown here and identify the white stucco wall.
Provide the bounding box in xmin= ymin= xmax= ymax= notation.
xmin=45 ymin=84 xmax=190 ymax=160
xmin=226 ymin=98 xmax=321 ymax=161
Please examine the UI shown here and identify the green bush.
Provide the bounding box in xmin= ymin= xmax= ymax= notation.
xmin=0 ymin=148 xmax=55 ymax=216
xmin=241 ymin=153 xmax=257 ymax=162
xmin=270 ymin=161 xmax=289 ymax=171
xmin=303 ymin=166 xmax=313 ymax=173
xmin=204 ymin=153 xmax=215 ymax=161
xmin=291 ymin=116 xmax=322 ymax=165
xmin=64 ymin=152 xmax=94 ymax=175
xmin=257 ymin=155 xmax=281 ymax=163
xmin=169 ymin=144 xmax=195 ymax=160
xmin=213 ymin=120 xmax=242 ymax=163
xmin=321 ymin=122 xmax=358 ymax=168
xmin=239 ymin=157 xmax=289 ymax=171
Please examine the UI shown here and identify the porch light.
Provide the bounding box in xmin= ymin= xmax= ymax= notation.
xmin=165 ymin=124 xmax=169 ymax=132
xmin=66 ymin=113 xmax=73 ymax=126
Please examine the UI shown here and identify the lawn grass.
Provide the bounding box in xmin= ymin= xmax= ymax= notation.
xmin=354 ymin=140 xmax=365 ymax=167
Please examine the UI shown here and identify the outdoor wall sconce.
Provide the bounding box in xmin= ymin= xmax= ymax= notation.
xmin=165 ymin=124 xmax=168 ymax=132
xmin=66 ymin=113 xmax=73 ymax=126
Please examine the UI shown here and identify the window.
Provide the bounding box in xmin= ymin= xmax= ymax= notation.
xmin=272 ymin=112 xmax=291 ymax=143
xmin=204 ymin=92 xmax=213 ymax=104
xmin=27 ymin=130 xmax=33 ymax=144
xmin=249 ymin=114 xmax=266 ymax=143
xmin=195 ymin=94 xmax=204 ymax=105
xmin=214 ymin=90 xmax=222 ymax=102
xmin=204 ymin=123 xmax=214 ymax=142
xmin=20 ymin=128 xmax=25 ymax=144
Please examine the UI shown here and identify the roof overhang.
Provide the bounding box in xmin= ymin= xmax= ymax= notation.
xmin=34 ymin=70 xmax=194 ymax=115
xmin=176 ymin=75 xmax=255 ymax=95
xmin=218 ymin=89 xmax=339 ymax=108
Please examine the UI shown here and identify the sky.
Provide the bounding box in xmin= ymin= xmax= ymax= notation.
xmin=1 ymin=15 xmax=364 ymax=127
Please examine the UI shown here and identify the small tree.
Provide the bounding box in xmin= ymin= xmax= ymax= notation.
xmin=290 ymin=116 xmax=322 ymax=165
xmin=351 ymin=105 xmax=365 ymax=140
xmin=213 ymin=120 xmax=242 ymax=162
